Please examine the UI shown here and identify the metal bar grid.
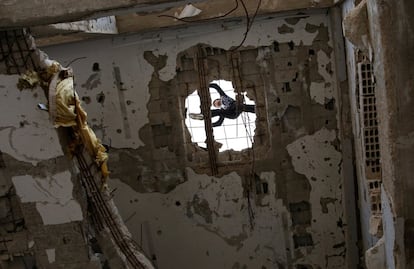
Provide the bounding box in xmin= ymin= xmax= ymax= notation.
xmin=0 ymin=29 xmax=38 ymax=75
xmin=197 ymin=49 xmax=218 ymax=176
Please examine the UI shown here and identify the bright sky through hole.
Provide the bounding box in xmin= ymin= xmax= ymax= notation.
xmin=185 ymin=80 xmax=256 ymax=152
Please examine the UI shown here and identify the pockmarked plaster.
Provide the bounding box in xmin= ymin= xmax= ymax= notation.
xmin=44 ymin=13 xmax=329 ymax=150
xmin=45 ymin=43 xmax=154 ymax=149
xmin=0 ymin=75 xmax=63 ymax=164
xmin=309 ymin=50 xmax=335 ymax=105
xmin=12 ymin=171 xmax=83 ymax=225
xmin=109 ymin=168 xmax=290 ymax=269
xmin=287 ymin=128 xmax=345 ymax=267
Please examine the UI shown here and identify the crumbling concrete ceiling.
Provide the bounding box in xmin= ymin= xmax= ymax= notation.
xmin=0 ymin=0 xmax=208 ymax=28
xmin=4 ymin=0 xmax=342 ymax=47
xmin=116 ymin=0 xmax=342 ymax=34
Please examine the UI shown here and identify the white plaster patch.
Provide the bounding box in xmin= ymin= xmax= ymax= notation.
xmin=45 ymin=248 xmax=56 ymax=263
xmin=36 ymin=201 xmax=83 ymax=225
xmin=0 ymin=75 xmax=63 ymax=164
xmin=313 ymin=50 xmax=335 ymax=106
xmin=310 ymin=82 xmax=331 ymax=105
xmin=286 ymin=128 xmax=345 ymax=267
xmin=287 ymin=128 xmax=341 ymax=182
xmin=317 ymin=50 xmax=333 ymax=83
xmin=12 ymin=171 xmax=83 ymax=225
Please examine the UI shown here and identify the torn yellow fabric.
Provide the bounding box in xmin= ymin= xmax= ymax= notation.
xmin=18 ymin=61 xmax=110 ymax=182
xmin=53 ymin=77 xmax=78 ymax=127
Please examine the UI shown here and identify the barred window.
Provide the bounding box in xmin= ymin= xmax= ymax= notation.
xmin=184 ymin=79 xmax=256 ymax=152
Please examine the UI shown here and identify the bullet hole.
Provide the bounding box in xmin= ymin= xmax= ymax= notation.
xmin=96 ymin=92 xmax=105 ymax=104
xmin=103 ymin=144 xmax=110 ymax=152
xmin=288 ymin=41 xmax=294 ymax=50
xmin=33 ymin=92 xmax=38 ymax=98
xmin=325 ymin=120 xmax=329 ymax=125
xmin=297 ymin=156 xmax=301 ymax=159
xmin=62 ymin=236 xmax=71 ymax=245
xmin=288 ymin=61 xmax=292 ymax=67
xmin=126 ymin=100 xmax=132 ymax=105
xmin=175 ymin=201 xmax=181 ymax=206
xmin=116 ymin=129 xmax=122 ymax=134
xmin=324 ymin=157 xmax=331 ymax=161
xmin=19 ymin=121 xmax=25 ymax=127
xmin=309 ymin=49 xmax=315 ymax=55
xmin=324 ymin=98 xmax=335 ymax=110
xmin=273 ymin=41 xmax=280 ymax=52
xmin=276 ymin=97 xmax=281 ymax=103
xmin=302 ymin=145 xmax=306 ymax=149
xmin=337 ymin=218 xmax=343 ymax=228
xmin=262 ymin=182 xmax=269 ymax=194
xmin=283 ymin=82 xmax=292 ymax=92
xmin=132 ymin=110 xmax=136 ymax=114
xmin=157 ymin=230 xmax=162 ymax=235
xmin=92 ymin=62 xmax=100 ymax=72
xmin=292 ymin=72 xmax=298 ymax=82
xmin=82 ymin=96 xmax=91 ymax=104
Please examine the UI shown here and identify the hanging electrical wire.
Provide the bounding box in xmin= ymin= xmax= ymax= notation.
xmin=158 ymin=0 xmax=262 ymax=51
xmin=231 ymin=0 xmax=262 ymax=51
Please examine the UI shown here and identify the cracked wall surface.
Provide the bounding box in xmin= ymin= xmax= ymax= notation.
xmin=0 ymin=76 xmax=101 ymax=268
xmin=6 ymin=9 xmax=355 ymax=269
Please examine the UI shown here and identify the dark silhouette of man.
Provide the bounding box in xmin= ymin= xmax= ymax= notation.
xmin=190 ymin=83 xmax=255 ymax=127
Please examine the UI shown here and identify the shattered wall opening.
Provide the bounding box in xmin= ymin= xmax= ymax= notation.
xmin=185 ymin=79 xmax=256 ymax=152
xmin=176 ymin=44 xmax=269 ymax=176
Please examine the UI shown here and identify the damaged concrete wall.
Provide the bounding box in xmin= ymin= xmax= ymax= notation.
xmin=36 ymin=10 xmax=353 ymax=269
xmin=365 ymin=0 xmax=414 ymax=268
xmin=0 ymin=73 xmax=101 ymax=267
xmin=342 ymin=0 xmax=414 ymax=268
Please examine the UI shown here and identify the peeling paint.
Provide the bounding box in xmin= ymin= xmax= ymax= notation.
xmin=109 ymin=168 xmax=290 ymax=268
xmin=310 ymin=82 xmax=332 ymax=105
xmin=287 ymin=128 xmax=345 ymax=267
xmin=12 ymin=171 xmax=83 ymax=225
xmin=0 ymin=76 xmax=63 ymax=165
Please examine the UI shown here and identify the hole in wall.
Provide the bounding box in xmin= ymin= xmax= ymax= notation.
xmin=184 ymin=79 xmax=256 ymax=152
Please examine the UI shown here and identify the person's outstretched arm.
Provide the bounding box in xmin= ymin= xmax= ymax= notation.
xmin=209 ymin=83 xmax=226 ymax=97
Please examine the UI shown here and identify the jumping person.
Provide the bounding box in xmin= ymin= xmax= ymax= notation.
xmin=189 ymin=83 xmax=255 ymax=127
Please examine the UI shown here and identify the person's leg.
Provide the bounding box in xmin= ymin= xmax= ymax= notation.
xmin=242 ymin=104 xmax=255 ymax=113
xmin=211 ymin=109 xmax=221 ymax=117
xmin=189 ymin=113 xmax=203 ymax=120
xmin=190 ymin=109 xmax=223 ymax=120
